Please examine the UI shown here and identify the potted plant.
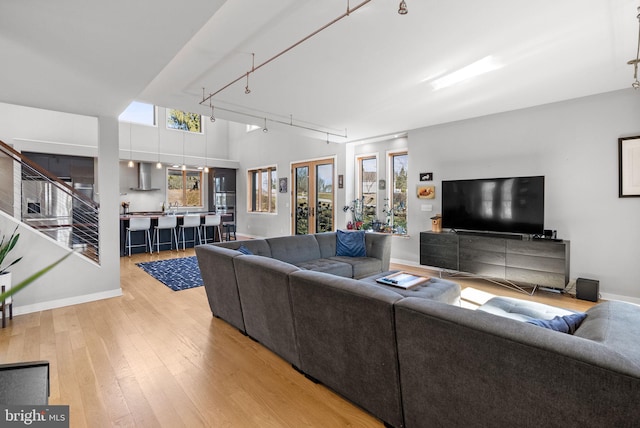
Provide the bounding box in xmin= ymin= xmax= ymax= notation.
xmin=0 ymin=225 xmax=22 ymax=304
xmin=0 ymin=224 xmax=73 ymax=312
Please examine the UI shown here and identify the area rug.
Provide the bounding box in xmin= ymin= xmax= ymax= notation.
xmin=136 ymin=256 xmax=203 ymax=291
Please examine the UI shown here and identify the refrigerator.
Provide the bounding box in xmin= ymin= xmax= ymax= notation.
xmin=21 ymin=179 xmax=73 ymax=247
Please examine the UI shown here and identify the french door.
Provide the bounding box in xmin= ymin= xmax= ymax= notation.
xmin=292 ymin=158 xmax=334 ymax=235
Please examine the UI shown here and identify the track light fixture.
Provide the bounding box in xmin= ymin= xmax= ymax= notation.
xmin=245 ymin=72 xmax=251 ymax=94
xmin=629 ymin=6 xmax=640 ymax=89
xmin=210 ymin=105 xmax=216 ymax=122
xmin=398 ymin=0 xmax=408 ymax=15
xmin=263 ymin=118 xmax=268 ymax=133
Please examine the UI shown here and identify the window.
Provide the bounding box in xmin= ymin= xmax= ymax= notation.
xmin=167 ymin=168 xmax=203 ymax=207
xmin=119 ymin=101 xmax=156 ymax=126
xmin=166 ymin=109 xmax=202 ymax=133
xmin=388 ymin=151 xmax=408 ymax=235
xmin=357 ymin=155 xmax=377 ymax=228
xmin=248 ymin=166 xmax=277 ymax=213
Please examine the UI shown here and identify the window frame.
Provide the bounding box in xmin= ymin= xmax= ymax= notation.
xmin=387 ymin=150 xmax=408 ymax=235
xmin=247 ymin=166 xmax=277 ymax=214
xmin=166 ymin=168 xmax=203 ymax=208
xmin=356 ymin=154 xmax=378 ymax=228
xmin=166 ymin=108 xmax=203 ymax=133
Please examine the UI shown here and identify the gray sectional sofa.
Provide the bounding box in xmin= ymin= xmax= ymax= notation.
xmin=195 ymin=232 xmax=640 ymax=428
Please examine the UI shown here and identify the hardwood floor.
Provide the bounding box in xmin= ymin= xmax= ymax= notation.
xmin=0 ymin=247 xmax=597 ymax=427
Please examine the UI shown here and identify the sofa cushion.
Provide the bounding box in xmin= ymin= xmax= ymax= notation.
xmin=314 ymin=232 xmax=338 ymax=258
xmin=477 ymin=296 xmax=576 ymax=322
xmin=295 ymin=258 xmax=353 ymax=278
xmin=237 ymin=244 xmax=253 ymax=255
xmin=329 ymin=256 xmax=382 ymax=279
xmin=335 ymin=230 xmax=366 ymax=257
xmin=268 ymin=235 xmax=322 ymax=264
xmin=527 ymin=312 xmax=587 ymax=334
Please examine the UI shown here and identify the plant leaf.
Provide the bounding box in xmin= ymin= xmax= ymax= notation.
xmin=0 ymin=252 xmax=73 ymax=302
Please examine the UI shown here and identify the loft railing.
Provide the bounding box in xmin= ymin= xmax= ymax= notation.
xmin=0 ymin=140 xmax=100 ymax=264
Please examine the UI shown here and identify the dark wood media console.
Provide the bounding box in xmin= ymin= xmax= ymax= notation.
xmin=420 ymin=231 xmax=570 ymax=290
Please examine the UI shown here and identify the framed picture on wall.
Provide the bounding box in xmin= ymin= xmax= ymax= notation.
xmin=419 ymin=172 xmax=433 ymax=182
xmin=417 ymin=185 xmax=435 ymax=199
xmin=619 ymin=136 xmax=640 ymax=197
xmin=279 ymin=177 xmax=288 ymax=193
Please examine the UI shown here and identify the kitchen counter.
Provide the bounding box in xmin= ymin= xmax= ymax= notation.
xmin=120 ymin=211 xmax=234 ymax=256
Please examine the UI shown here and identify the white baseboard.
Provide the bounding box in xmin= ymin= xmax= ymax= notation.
xmin=390 ymin=257 xmax=422 ymax=268
xmin=599 ymin=292 xmax=640 ymax=306
xmin=13 ymin=288 xmax=123 ymax=316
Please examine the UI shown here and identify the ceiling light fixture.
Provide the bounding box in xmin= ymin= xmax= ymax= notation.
xmin=244 ymin=72 xmax=251 ymax=94
xmin=127 ymin=123 xmax=134 ymax=168
xmin=398 ymin=0 xmax=408 ymax=15
xmin=628 ymin=6 xmax=640 ymax=89
xmin=430 ymin=56 xmax=503 ymax=90
xmin=156 ymin=121 xmax=162 ymax=169
xmin=204 ymin=119 xmax=210 ymax=173
xmin=181 ymin=132 xmax=187 ymax=170
xmin=201 ymin=0 xmax=374 ymax=106
xmin=263 ymin=118 xmax=268 ymax=133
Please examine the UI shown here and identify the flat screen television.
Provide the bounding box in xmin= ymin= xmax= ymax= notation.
xmin=442 ymin=176 xmax=544 ymax=235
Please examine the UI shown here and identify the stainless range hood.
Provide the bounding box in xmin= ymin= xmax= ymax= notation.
xmin=130 ymin=162 xmax=160 ymax=191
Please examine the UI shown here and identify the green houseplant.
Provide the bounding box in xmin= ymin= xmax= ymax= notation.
xmin=0 ymin=225 xmax=72 ymax=304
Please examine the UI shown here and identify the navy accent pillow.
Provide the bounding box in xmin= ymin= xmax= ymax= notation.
xmin=526 ymin=312 xmax=587 ymax=334
xmin=336 ymin=230 xmax=366 ymax=257
xmin=237 ymin=245 xmax=253 ymax=255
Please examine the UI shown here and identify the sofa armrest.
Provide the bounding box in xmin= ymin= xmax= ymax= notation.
xmin=394 ymin=297 xmax=640 ymax=427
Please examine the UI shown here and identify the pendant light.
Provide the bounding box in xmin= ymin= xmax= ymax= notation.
xmin=156 ymin=118 xmax=162 ymax=169
xmin=181 ymin=132 xmax=186 ymax=171
xmin=127 ymin=123 xmax=134 ymax=168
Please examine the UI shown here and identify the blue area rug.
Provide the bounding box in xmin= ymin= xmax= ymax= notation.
xmin=136 ymin=256 xmax=203 ymax=291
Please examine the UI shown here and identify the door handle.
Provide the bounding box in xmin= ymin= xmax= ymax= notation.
xmin=310 ymin=207 xmax=314 ymax=217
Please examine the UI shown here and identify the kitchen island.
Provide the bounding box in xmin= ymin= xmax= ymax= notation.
xmin=119 ymin=211 xmax=233 ymax=256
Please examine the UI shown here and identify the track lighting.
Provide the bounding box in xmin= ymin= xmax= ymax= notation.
xmin=629 ymin=6 xmax=640 ymax=89
xmin=210 ymin=105 xmax=216 ymax=122
xmin=245 ymin=72 xmax=251 ymax=94
xmin=398 ymin=0 xmax=408 ymax=15
xmin=263 ymin=118 xmax=268 ymax=133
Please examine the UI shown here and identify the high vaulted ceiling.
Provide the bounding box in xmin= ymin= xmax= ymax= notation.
xmin=1 ymin=0 xmax=638 ymax=142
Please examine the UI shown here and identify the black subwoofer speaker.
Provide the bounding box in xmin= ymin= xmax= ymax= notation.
xmin=576 ymin=278 xmax=599 ymax=302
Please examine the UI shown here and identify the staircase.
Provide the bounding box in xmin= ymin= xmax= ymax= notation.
xmin=0 ymin=140 xmax=100 ymax=264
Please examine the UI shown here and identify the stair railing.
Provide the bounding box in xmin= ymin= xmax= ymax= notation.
xmin=0 ymin=140 xmax=100 ymax=264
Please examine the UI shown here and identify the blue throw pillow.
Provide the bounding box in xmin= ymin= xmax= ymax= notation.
xmin=237 ymin=245 xmax=253 ymax=255
xmin=336 ymin=230 xmax=366 ymax=257
xmin=526 ymin=312 xmax=587 ymax=334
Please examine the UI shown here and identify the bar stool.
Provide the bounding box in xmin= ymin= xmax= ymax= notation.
xmin=223 ymin=221 xmax=236 ymax=241
xmin=125 ymin=217 xmax=152 ymax=256
xmin=179 ymin=214 xmax=202 ymax=250
xmin=201 ymin=214 xmax=222 ymax=244
xmin=0 ymin=283 xmax=13 ymax=328
xmin=152 ymin=215 xmax=178 ymax=252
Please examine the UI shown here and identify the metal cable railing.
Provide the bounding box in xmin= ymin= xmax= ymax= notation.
xmin=0 ymin=140 xmax=100 ymax=264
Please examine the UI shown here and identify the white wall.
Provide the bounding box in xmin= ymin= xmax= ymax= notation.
xmin=227 ymin=123 xmax=348 ymax=238
xmin=394 ymin=89 xmax=640 ymax=302
xmin=0 ymin=105 xmax=122 ymax=314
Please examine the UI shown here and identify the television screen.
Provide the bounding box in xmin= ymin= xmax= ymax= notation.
xmin=442 ymin=176 xmax=544 ymax=235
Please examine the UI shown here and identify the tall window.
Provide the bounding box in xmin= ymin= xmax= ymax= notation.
xmin=166 ymin=109 xmax=202 ymax=133
xmin=167 ymin=169 xmax=202 ymax=207
xmin=248 ymin=166 xmax=277 ymax=213
xmin=388 ymin=151 xmax=408 ymax=235
xmin=357 ymin=155 xmax=377 ymax=228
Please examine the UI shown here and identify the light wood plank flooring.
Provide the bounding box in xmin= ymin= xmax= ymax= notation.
xmin=0 ymin=246 xmax=597 ymax=427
